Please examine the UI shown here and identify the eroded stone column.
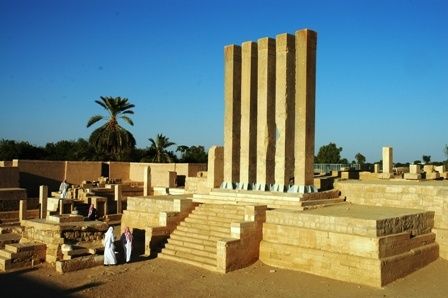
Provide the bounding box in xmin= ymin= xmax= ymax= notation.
xmin=379 ymin=146 xmax=393 ymax=179
xmin=239 ymin=41 xmax=258 ymax=190
xmin=115 ymin=184 xmax=122 ymax=213
xmin=255 ymin=37 xmax=276 ymax=191
xmin=39 ymin=185 xmax=48 ymax=219
xmin=144 ymin=166 xmax=151 ymax=196
xmin=273 ymin=33 xmax=295 ymax=192
xmin=222 ymin=45 xmax=242 ymax=189
xmin=290 ymin=29 xmax=317 ymax=193
xmin=207 ymin=146 xmax=224 ymax=189
xmin=19 ymin=199 xmax=27 ymax=221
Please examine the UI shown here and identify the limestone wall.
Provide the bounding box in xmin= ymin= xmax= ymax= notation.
xmin=185 ymin=177 xmax=209 ymax=194
xmin=129 ymin=163 xmax=206 ymax=186
xmin=109 ymin=162 xmax=130 ymax=181
xmin=335 ymin=180 xmax=448 ymax=259
xmin=14 ymin=160 xmax=66 ymax=196
xmin=65 ymin=161 xmax=102 ymax=185
xmin=0 ymin=167 xmax=19 ymax=188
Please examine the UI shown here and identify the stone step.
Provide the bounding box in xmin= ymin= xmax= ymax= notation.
xmin=302 ymin=200 xmax=349 ymax=210
xmin=191 ymin=210 xmax=244 ymax=221
xmin=4 ymin=242 xmax=46 ymax=253
xmin=301 ymin=197 xmax=346 ymax=207
xmin=164 ymin=242 xmax=216 ymax=258
xmin=195 ymin=207 xmax=245 ymax=216
xmin=158 ymin=252 xmax=217 ymax=272
xmin=161 ymin=247 xmax=216 ymax=266
xmin=185 ymin=216 xmax=234 ymax=227
xmin=173 ymin=230 xmax=225 ymax=242
xmin=176 ymin=225 xmax=230 ymax=239
xmin=197 ymin=204 xmax=246 ymax=211
xmin=180 ymin=221 xmax=230 ymax=234
xmin=0 ymin=248 xmax=36 ymax=259
xmin=187 ymin=213 xmax=238 ymax=224
xmin=168 ymin=238 xmax=216 ymax=253
xmin=0 ymin=233 xmax=21 ymax=249
xmin=193 ymin=194 xmax=305 ymax=208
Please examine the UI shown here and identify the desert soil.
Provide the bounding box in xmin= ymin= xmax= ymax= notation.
xmin=1 ymin=256 xmax=447 ymax=298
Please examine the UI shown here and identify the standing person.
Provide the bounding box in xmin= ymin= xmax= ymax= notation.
xmin=87 ymin=203 xmax=98 ymax=220
xmin=103 ymin=226 xmax=117 ymax=266
xmin=121 ymin=227 xmax=133 ymax=263
xmin=59 ymin=179 xmax=69 ymax=198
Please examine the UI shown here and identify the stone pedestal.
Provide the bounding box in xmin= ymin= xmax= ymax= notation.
xmin=374 ymin=164 xmax=380 ymax=174
xmin=379 ymin=147 xmax=393 ymax=179
xmin=404 ymin=164 xmax=421 ymax=180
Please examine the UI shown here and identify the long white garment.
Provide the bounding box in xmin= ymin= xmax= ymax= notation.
xmin=59 ymin=181 xmax=68 ymax=198
xmin=103 ymin=227 xmax=117 ymax=265
xmin=124 ymin=240 xmax=132 ymax=263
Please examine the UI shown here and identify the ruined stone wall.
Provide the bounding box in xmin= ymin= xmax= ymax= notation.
xmin=0 ymin=167 xmax=19 ymax=188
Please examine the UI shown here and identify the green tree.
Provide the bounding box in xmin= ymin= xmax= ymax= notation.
xmin=413 ymin=160 xmax=421 ymax=165
xmin=316 ymin=143 xmax=343 ymax=163
xmin=422 ymin=155 xmax=431 ymax=164
xmin=355 ymin=153 xmax=366 ymax=166
xmin=147 ymin=133 xmax=176 ymax=163
xmin=86 ymin=96 xmax=136 ymax=160
xmin=45 ymin=138 xmax=96 ymax=161
xmin=0 ymin=139 xmax=45 ymax=160
xmin=177 ymin=145 xmax=208 ymax=163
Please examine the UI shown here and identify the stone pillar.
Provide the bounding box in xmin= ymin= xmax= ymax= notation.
xmin=255 ymin=37 xmax=276 ymax=191
xmin=290 ymin=29 xmax=317 ymax=193
xmin=273 ymin=33 xmax=295 ymax=192
xmin=374 ymin=164 xmax=380 ymax=173
xmin=19 ymin=199 xmax=27 ymax=221
xmin=239 ymin=41 xmax=258 ymax=190
xmin=222 ymin=45 xmax=242 ymax=189
xmin=39 ymin=185 xmax=48 ymax=219
xmin=115 ymin=184 xmax=122 ymax=214
xmin=207 ymin=146 xmax=224 ymax=189
xmin=144 ymin=166 xmax=151 ymax=196
xmin=379 ymin=146 xmax=393 ymax=179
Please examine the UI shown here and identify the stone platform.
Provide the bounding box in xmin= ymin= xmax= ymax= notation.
xmin=259 ymin=204 xmax=438 ymax=287
xmin=193 ymin=189 xmax=345 ymax=210
xmin=335 ymin=179 xmax=448 ymax=259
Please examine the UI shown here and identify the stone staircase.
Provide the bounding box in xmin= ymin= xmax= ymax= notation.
xmin=193 ymin=189 xmax=346 ymax=210
xmin=0 ymin=241 xmax=46 ymax=272
xmin=159 ymin=203 xmax=266 ymax=273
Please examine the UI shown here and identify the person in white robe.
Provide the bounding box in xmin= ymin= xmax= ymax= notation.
xmin=121 ymin=227 xmax=133 ymax=263
xmin=59 ymin=179 xmax=69 ymax=199
xmin=103 ymin=226 xmax=117 ymax=265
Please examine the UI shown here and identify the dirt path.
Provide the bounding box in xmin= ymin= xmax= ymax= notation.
xmin=1 ymin=257 xmax=447 ymax=297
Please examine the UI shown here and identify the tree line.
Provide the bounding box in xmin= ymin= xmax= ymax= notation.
xmin=0 ymin=96 xmax=207 ymax=163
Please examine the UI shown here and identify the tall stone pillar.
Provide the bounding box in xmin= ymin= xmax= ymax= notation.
xmin=379 ymin=146 xmax=393 ymax=179
xmin=290 ymin=29 xmax=317 ymax=193
xmin=19 ymin=199 xmax=27 ymax=221
xmin=239 ymin=41 xmax=258 ymax=190
xmin=273 ymin=33 xmax=295 ymax=192
xmin=115 ymin=184 xmax=122 ymax=214
xmin=39 ymin=185 xmax=48 ymax=219
xmin=222 ymin=45 xmax=242 ymax=189
xmin=255 ymin=37 xmax=276 ymax=191
xmin=144 ymin=166 xmax=151 ymax=196
xmin=207 ymin=146 xmax=224 ymax=189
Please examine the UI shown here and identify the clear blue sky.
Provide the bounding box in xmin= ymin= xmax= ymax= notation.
xmin=1 ymin=0 xmax=447 ymax=163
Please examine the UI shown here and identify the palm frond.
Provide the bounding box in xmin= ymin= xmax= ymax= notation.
xmin=120 ymin=116 xmax=134 ymax=126
xmin=86 ymin=115 xmax=104 ymax=127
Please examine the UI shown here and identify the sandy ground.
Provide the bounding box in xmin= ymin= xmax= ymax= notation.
xmin=1 ymin=256 xmax=447 ymax=298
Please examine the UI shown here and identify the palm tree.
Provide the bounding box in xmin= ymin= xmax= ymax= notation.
xmin=148 ymin=134 xmax=175 ymax=163
xmin=86 ymin=96 xmax=136 ymax=160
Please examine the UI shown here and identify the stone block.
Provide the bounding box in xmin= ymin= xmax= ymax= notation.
xmin=404 ymin=173 xmax=421 ymax=180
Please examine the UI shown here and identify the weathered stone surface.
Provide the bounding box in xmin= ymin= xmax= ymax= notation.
xmin=274 ymin=33 xmax=295 ymax=191
xmin=223 ymin=45 xmax=241 ymax=188
xmin=239 ymin=41 xmax=258 ymax=190
xmin=207 ymin=146 xmax=224 ymax=189
xmin=293 ymin=29 xmax=317 ymax=189
xmin=255 ymin=37 xmax=276 ymax=190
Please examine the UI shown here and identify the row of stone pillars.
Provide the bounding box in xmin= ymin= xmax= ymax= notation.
xmin=222 ymin=29 xmax=317 ymax=193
